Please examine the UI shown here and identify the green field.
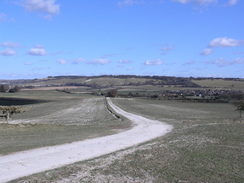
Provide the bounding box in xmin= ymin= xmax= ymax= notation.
xmin=192 ymin=79 xmax=244 ymax=89
xmin=0 ymin=90 xmax=131 ymax=155
xmin=9 ymin=93 xmax=243 ymax=183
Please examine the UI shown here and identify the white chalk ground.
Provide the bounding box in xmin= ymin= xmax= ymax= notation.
xmin=0 ymin=98 xmax=173 ymax=183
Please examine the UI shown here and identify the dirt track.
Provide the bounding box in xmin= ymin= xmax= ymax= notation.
xmin=0 ymin=98 xmax=172 ymax=182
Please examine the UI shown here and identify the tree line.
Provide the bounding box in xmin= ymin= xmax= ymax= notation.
xmin=0 ymin=85 xmax=20 ymax=93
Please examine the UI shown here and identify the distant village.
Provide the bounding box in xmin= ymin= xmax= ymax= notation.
xmin=117 ymin=89 xmax=244 ymax=102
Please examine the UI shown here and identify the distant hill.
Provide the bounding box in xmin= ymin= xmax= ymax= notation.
xmin=1 ymin=75 xmax=244 ymax=89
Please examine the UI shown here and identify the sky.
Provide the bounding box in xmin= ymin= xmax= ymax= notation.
xmin=0 ymin=0 xmax=244 ymax=79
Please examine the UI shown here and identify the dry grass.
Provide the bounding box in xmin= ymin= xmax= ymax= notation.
xmin=192 ymin=79 xmax=244 ymax=89
xmin=22 ymin=86 xmax=80 ymax=91
xmin=13 ymin=98 xmax=244 ymax=183
xmin=0 ymin=91 xmax=131 ymax=155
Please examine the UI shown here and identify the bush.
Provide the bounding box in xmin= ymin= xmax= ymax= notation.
xmin=234 ymin=100 xmax=244 ymax=122
xmin=151 ymin=94 xmax=159 ymax=99
xmin=9 ymin=86 xmax=21 ymax=93
xmin=0 ymin=85 xmax=10 ymax=92
xmin=107 ymin=89 xmax=118 ymax=97
xmin=0 ymin=106 xmax=28 ymax=122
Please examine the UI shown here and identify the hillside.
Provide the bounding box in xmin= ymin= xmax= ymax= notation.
xmin=1 ymin=75 xmax=244 ymax=90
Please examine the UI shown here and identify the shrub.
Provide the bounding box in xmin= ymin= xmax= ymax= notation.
xmin=0 ymin=85 xmax=10 ymax=92
xmin=0 ymin=106 xmax=30 ymax=122
xmin=9 ymin=86 xmax=21 ymax=93
xmin=234 ymin=100 xmax=244 ymax=122
xmin=107 ymin=89 xmax=118 ymax=97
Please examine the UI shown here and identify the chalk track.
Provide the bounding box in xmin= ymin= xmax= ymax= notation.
xmin=0 ymin=98 xmax=172 ymax=182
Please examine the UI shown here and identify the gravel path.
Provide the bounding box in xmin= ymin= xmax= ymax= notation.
xmin=0 ymin=98 xmax=172 ymax=183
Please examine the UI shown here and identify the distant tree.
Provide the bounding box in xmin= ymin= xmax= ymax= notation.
xmin=0 ymin=106 xmax=31 ymax=122
xmin=107 ymin=89 xmax=118 ymax=97
xmin=9 ymin=86 xmax=21 ymax=93
xmin=0 ymin=85 xmax=10 ymax=92
xmin=127 ymin=92 xmax=134 ymax=97
xmin=234 ymin=101 xmax=244 ymax=122
xmin=151 ymin=94 xmax=159 ymax=99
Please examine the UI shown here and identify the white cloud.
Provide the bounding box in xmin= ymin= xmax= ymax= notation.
xmin=209 ymin=37 xmax=244 ymax=47
xmin=118 ymin=59 xmax=132 ymax=64
xmin=25 ymin=62 xmax=34 ymax=65
xmin=227 ymin=0 xmax=238 ymax=6
xmin=233 ymin=57 xmax=244 ymax=64
xmin=208 ymin=57 xmax=244 ymax=66
xmin=1 ymin=41 xmax=21 ymax=48
xmin=101 ymin=54 xmax=115 ymax=58
xmin=145 ymin=59 xmax=162 ymax=65
xmin=43 ymin=14 xmax=52 ymax=20
xmin=89 ymin=58 xmax=110 ymax=65
xmin=173 ymin=0 xmax=190 ymax=4
xmin=183 ymin=60 xmax=196 ymax=65
xmin=161 ymin=46 xmax=173 ymax=55
xmin=197 ymin=0 xmax=217 ymax=4
xmin=56 ymin=59 xmax=67 ymax=64
xmin=209 ymin=58 xmax=229 ymax=66
xmin=161 ymin=46 xmax=173 ymax=51
xmin=19 ymin=0 xmax=60 ymax=19
xmin=0 ymin=49 xmax=16 ymax=56
xmin=118 ymin=0 xmax=143 ymax=7
xmin=72 ymin=58 xmax=86 ymax=64
xmin=173 ymin=0 xmax=217 ymax=5
xmin=27 ymin=46 xmax=46 ymax=56
xmin=200 ymin=48 xmax=213 ymax=56
xmin=33 ymin=44 xmax=44 ymax=48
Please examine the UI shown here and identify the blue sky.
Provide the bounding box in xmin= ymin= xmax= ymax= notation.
xmin=0 ymin=0 xmax=244 ymax=79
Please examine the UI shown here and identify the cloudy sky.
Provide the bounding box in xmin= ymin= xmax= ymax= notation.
xmin=1 ymin=0 xmax=243 ymax=79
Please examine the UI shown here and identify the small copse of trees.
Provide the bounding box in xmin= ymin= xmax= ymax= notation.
xmin=0 ymin=85 xmax=10 ymax=92
xmin=0 ymin=85 xmax=20 ymax=93
xmin=0 ymin=106 xmax=30 ymax=122
xmin=107 ymin=89 xmax=118 ymax=97
xmin=9 ymin=86 xmax=21 ymax=93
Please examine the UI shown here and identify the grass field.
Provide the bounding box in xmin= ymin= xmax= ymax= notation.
xmin=11 ymin=97 xmax=244 ymax=182
xmin=25 ymin=77 xmax=153 ymax=87
xmin=192 ymin=79 xmax=244 ymax=89
xmin=0 ymin=91 xmax=131 ymax=155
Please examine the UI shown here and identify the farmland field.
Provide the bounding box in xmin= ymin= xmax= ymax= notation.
xmin=12 ymin=97 xmax=244 ymax=183
xmin=0 ymin=91 xmax=131 ymax=155
xmin=192 ymin=79 xmax=244 ymax=89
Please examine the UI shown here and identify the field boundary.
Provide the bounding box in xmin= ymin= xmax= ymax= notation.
xmin=105 ymin=97 xmax=121 ymax=119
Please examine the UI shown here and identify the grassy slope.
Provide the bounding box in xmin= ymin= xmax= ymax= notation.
xmin=24 ymin=77 xmax=151 ymax=87
xmin=18 ymin=98 xmax=244 ymax=183
xmin=2 ymin=79 xmax=244 ymax=182
xmin=101 ymin=98 xmax=244 ymax=182
xmin=192 ymin=79 xmax=244 ymax=89
xmin=0 ymin=91 xmax=131 ymax=155
xmin=3 ymin=76 xmax=244 ymax=90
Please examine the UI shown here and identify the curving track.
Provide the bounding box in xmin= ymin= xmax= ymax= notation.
xmin=0 ymin=98 xmax=172 ymax=182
